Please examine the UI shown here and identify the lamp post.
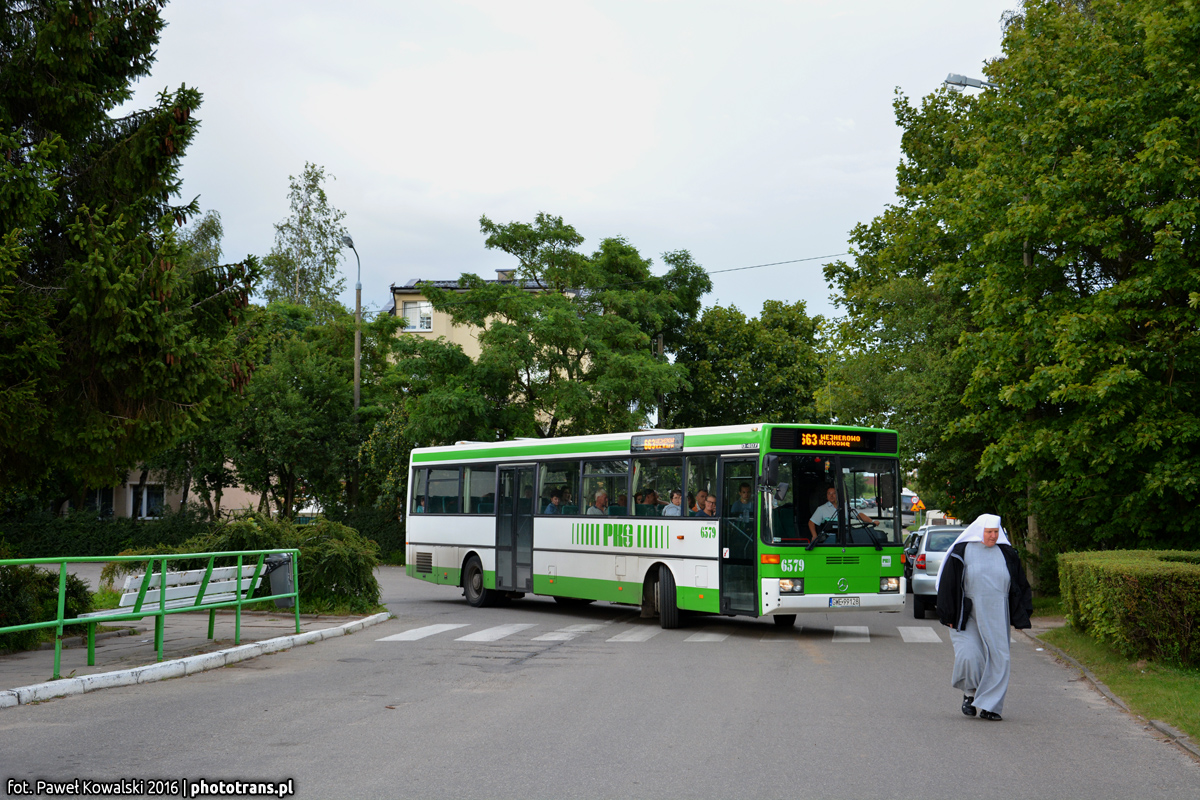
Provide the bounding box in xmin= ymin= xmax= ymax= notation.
xmin=944 ymin=73 xmax=997 ymax=91
xmin=341 ymin=233 xmax=361 ymax=412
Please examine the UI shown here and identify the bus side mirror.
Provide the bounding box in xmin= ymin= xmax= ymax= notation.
xmin=761 ymin=455 xmax=779 ymax=486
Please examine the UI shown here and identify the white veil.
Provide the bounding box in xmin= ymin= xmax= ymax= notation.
xmin=934 ymin=513 xmax=1011 ymax=590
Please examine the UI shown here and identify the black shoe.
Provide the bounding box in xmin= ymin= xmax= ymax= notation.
xmin=961 ymin=695 xmax=976 ymax=717
xmin=979 ymin=710 xmax=1002 ymax=721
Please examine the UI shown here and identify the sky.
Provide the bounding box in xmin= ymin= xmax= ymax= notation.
xmin=125 ymin=0 xmax=1016 ymax=321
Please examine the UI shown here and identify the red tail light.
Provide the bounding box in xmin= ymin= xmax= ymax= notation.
xmin=916 ymin=554 xmax=926 ymax=570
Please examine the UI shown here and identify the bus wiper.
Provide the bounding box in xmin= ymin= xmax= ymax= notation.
xmin=863 ymin=524 xmax=883 ymax=551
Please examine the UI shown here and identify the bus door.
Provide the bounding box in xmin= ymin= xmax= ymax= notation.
xmin=719 ymin=457 xmax=758 ymax=615
xmin=496 ymin=465 xmax=536 ymax=592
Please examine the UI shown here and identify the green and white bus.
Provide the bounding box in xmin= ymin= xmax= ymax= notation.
xmin=405 ymin=423 xmax=906 ymax=627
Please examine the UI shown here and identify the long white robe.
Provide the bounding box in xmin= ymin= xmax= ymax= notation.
xmin=950 ymin=541 xmax=1012 ymax=714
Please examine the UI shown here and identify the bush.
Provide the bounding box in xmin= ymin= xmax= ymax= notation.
xmin=0 ymin=544 xmax=93 ymax=652
xmin=1059 ymin=550 xmax=1200 ymax=667
xmin=100 ymin=514 xmax=382 ymax=614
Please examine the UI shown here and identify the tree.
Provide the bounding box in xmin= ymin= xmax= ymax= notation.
xmin=822 ymin=88 xmax=990 ymax=518
xmin=829 ymin=0 xmax=1200 ymax=580
xmin=664 ymin=300 xmax=825 ymax=428
xmin=260 ymin=162 xmax=348 ymax=315
xmin=0 ymin=1 xmax=258 ymax=504
xmin=140 ymin=211 xmax=246 ymax=517
xmin=412 ymin=212 xmax=706 ymax=440
xmin=230 ymin=302 xmax=402 ymax=518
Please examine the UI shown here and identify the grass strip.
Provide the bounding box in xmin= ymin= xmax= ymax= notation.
xmin=1041 ymin=626 xmax=1200 ymax=740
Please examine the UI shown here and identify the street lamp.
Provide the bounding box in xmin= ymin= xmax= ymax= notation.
xmin=944 ymin=73 xmax=997 ymax=92
xmin=341 ymin=233 xmax=361 ymax=413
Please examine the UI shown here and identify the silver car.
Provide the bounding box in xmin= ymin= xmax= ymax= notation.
xmin=910 ymin=525 xmax=964 ymax=619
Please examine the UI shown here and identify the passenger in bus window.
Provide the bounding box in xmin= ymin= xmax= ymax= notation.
xmin=696 ymin=495 xmax=717 ymax=517
xmin=691 ymin=489 xmax=708 ymax=515
xmin=543 ymin=489 xmax=561 ymax=515
xmin=587 ymin=491 xmax=609 ymax=515
xmin=560 ymin=487 xmax=573 ymax=506
xmin=644 ymin=489 xmax=659 ymax=508
xmin=662 ymin=489 xmax=683 ymax=516
xmin=730 ymin=483 xmax=755 ymax=519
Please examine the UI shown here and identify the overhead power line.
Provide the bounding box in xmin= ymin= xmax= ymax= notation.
xmin=393 ymin=251 xmax=851 ymax=311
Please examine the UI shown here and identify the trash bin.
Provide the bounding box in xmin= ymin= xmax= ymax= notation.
xmin=264 ymin=553 xmax=295 ymax=608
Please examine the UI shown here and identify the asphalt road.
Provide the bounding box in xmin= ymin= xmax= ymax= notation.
xmin=1 ymin=567 xmax=1196 ymax=799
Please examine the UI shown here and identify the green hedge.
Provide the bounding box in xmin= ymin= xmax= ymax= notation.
xmin=326 ymin=507 xmax=404 ymax=565
xmin=0 ymin=508 xmax=213 ymax=558
xmin=0 ymin=506 xmax=404 ymax=565
xmin=1059 ymin=550 xmax=1200 ymax=667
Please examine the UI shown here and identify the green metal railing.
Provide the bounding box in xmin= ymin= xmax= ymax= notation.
xmin=0 ymin=549 xmax=301 ymax=680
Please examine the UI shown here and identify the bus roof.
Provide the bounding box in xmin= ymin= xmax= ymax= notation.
xmin=410 ymin=422 xmax=897 ymax=464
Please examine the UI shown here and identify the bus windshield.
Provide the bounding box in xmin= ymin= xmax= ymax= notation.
xmin=763 ymin=454 xmax=903 ymax=547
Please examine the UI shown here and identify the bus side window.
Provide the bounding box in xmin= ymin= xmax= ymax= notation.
xmin=411 ymin=468 xmax=428 ymax=514
xmin=428 ymin=467 xmax=461 ymax=514
xmin=464 ymin=465 xmax=496 ymax=514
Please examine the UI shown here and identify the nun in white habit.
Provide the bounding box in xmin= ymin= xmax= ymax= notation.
xmin=934 ymin=514 xmax=1033 ymax=721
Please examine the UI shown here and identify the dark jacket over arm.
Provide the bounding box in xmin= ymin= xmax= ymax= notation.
xmin=935 ymin=542 xmax=1032 ymax=630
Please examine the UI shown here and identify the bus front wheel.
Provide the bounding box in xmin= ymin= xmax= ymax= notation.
xmin=773 ymin=614 xmax=797 ymax=628
xmin=658 ymin=565 xmax=680 ymax=629
xmin=463 ymin=555 xmax=494 ymax=608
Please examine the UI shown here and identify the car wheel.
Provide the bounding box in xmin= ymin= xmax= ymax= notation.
xmin=912 ymin=594 xmax=926 ymax=619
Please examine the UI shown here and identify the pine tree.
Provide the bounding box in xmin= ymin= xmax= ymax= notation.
xmin=0 ymin=1 xmax=258 ymax=501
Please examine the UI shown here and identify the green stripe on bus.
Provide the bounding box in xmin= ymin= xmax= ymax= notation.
xmin=411 ymin=431 xmax=766 ymax=463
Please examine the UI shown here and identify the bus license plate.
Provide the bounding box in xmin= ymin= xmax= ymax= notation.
xmin=829 ymin=597 xmax=860 ymax=607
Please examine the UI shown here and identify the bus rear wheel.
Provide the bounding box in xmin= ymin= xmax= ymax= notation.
xmin=463 ymin=555 xmax=494 ymax=608
xmin=773 ymin=614 xmax=797 ymax=628
xmin=658 ymin=565 xmax=680 ymax=629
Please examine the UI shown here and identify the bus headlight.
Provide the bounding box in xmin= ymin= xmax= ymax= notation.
xmin=779 ymin=578 xmax=804 ymax=594
xmin=880 ymin=577 xmax=900 ymax=593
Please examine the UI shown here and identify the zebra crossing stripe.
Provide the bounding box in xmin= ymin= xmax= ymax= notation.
xmin=832 ymin=625 xmax=870 ymax=642
xmin=607 ymin=627 xmax=662 ymax=642
xmin=532 ymin=623 xmax=605 ymax=641
xmin=897 ymin=626 xmax=942 ymax=643
xmin=456 ymin=623 xmax=538 ymax=642
xmin=684 ymin=628 xmax=729 ymax=642
xmin=376 ymin=623 xmax=469 ymax=641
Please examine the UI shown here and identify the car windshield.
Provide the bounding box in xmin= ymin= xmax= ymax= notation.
xmin=925 ymin=530 xmax=961 ymax=552
xmin=763 ymin=454 xmax=902 ymax=547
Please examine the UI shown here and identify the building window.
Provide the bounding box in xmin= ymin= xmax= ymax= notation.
xmin=86 ymin=488 xmax=114 ymax=517
xmin=132 ymin=485 xmax=165 ymax=519
xmin=402 ymin=301 xmax=433 ymax=331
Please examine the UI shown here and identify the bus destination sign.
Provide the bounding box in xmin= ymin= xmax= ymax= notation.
xmin=631 ymin=432 xmax=685 ymax=453
xmin=795 ymin=429 xmax=876 ymax=452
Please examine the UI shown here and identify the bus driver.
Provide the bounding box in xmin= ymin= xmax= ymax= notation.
xmin=808 ymin=486 xmax=874 ymax=540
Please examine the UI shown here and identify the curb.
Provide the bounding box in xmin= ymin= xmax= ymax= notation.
xmin=0 ymin=612 xmax=390 ymax=709
xmin=1022 ymin=628 xmax=1200 ymax=763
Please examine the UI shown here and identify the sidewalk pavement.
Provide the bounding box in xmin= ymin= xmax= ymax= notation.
xmin=0 ymin=608 xmax=371 ymax=692
xmin=0 ymin=561 xmax=392 ymax=695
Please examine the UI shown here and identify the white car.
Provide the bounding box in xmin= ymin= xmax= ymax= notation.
xmin=910 ymin=525 xmax=964 ymax=619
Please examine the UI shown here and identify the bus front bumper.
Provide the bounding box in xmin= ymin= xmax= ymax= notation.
xmin=761 ymin=578 xmax=906 ymax=614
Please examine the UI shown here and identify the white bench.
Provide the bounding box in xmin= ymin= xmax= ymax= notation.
xmin=77 ymin=564 xmax=265 ymax=665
